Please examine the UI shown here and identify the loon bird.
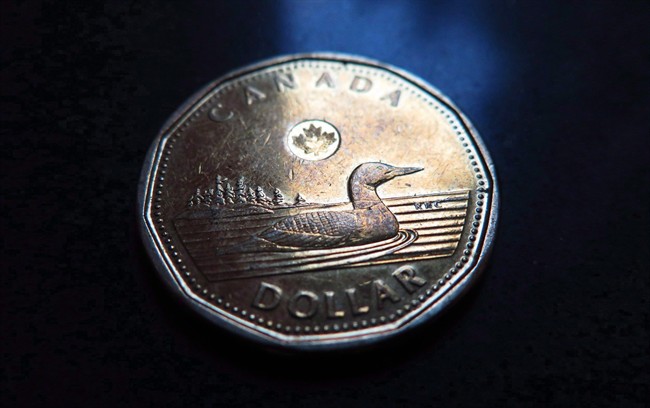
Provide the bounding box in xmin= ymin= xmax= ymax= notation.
xmin=232 ymin=162 xmax=422 ymax=252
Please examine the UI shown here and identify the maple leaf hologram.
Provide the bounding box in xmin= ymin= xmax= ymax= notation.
xmin=292 ymin=132 xmax=313 ymax=154
xmin=292 ymin=124 xmax=336 ymax=156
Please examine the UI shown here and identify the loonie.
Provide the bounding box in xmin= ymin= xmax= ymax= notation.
xmin=139 ymin=54 xmax=498 ymax=349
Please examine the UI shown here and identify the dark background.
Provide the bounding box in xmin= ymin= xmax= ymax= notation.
xmin=2 ymin=1 xmax=648 ymax=407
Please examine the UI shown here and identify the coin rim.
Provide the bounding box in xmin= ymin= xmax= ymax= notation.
xmin=138 ymin=53 xmax=499 ymax=350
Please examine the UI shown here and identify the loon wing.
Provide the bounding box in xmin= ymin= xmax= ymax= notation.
xmin=259 ymin=211 xmax=359 ymax=248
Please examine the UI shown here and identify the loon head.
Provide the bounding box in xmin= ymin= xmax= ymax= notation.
xmin=350 ymin=162 xmax=423 ymax=189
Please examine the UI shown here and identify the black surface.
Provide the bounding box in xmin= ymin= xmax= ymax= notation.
xmin=2 ymin=1 xmax=648 ymax=407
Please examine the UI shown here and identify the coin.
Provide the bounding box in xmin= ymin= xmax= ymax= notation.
xmin=138 ymin=54 xmax=498 ymax=349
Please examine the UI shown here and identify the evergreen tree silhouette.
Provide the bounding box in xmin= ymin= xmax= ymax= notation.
xmin=246 ymin=187 xmax=256 ymax=203
xmin=225 ymin=182 xmax=235 ymax=205
xmin=255 ymin=186 xmax=270 ymax=205
xmin=294 ymin=193 xmax=306 ymax=205
xmin=235 ymin=177 xmax=247 ymax=204
xmin=272 ymin=188 xmax=284 ymax=206
xmin=193 ymin=188 xmax=204 ymax=206
xmin=203 ymin=188 xmax=214 ymax=206
xmin=214 ymin=175 xmax=225 ymax=205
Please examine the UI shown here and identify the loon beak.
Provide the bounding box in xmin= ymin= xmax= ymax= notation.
xmin=391 ymin=166 xmax=424 ymax=177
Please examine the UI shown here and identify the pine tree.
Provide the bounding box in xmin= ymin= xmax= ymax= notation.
xmin=255 ymin=186 xmax=270 ymax=205
xmin=214 ymin=175 xmax=225 ymax=205
xmin=272 ymin=188 xmax=284 ymax=206
xmin=203 ymin=188 xmax=214 ymax=206
xmin=235 ymin=177 xmax=247 ymax=204
xmin=294 ymin=193 xmax=306 ymax=205
xmin=194 ymin=188 xmax=204 ymax=206
xmin=225 ymin=182 xmax=235 ymax=205
xmin=246 ymin=187 xmax=256 ymax=204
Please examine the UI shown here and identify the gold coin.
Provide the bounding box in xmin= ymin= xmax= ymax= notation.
xmin=139 ymin=54 xmax=498 ymax=349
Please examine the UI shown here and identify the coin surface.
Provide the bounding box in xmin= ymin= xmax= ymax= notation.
xmin=139 ymin=54 xmax=498 ymax=349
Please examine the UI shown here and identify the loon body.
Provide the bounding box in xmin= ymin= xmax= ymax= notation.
xmin=240 ymin=163 xmax=422 ymax=251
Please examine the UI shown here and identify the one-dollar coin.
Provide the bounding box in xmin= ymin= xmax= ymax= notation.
xmin=139 ymin=54 xmax=498 ymax=349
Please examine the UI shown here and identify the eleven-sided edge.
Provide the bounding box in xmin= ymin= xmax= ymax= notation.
xmin=137 ymin=53 xmax=499 ymax=351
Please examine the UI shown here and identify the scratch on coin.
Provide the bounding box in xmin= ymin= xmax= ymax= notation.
xmin=238 ymin=116 xmax=248 ymax=130
xmin=438 ymin=162 xmax=450 ymax=178
xmin=210 ymin=128 xmax=235 ymax=161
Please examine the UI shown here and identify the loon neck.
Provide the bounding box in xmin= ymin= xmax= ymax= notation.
xmin=349 ymin=184 xmax=385 ymax=210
